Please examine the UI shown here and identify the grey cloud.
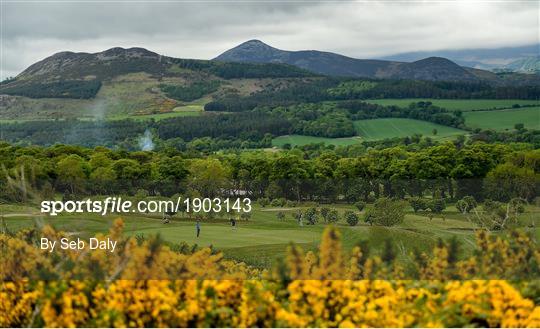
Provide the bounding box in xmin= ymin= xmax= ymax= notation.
xmin=1 ymin=1 xmax=538 ymax=78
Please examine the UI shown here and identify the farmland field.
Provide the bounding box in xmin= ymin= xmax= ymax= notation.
xmin=353 ymin=118 xmax=467 ymax=140
xmin=272 ymin=134 xmax=362 ymax=147
xmin=463 ymin=107 xmax=540 ymax=130
xmin=108 ymin=104 xmax=205 ymax=121
xmin=364 ymin=98 xmax=538 ymax=111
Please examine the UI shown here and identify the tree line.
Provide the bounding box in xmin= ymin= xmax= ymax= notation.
xmin=1 ymin=141 xmax=537 ymax=205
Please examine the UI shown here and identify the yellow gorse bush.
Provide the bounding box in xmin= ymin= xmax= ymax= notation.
xmin=1 ymin=219 xmax=539 ymax=328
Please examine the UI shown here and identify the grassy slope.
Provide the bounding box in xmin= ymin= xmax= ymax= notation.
xmin=0 ymin=74 xmax=282 ymax=122
xmin=272 ymin=119 xmax=467 ymax=147
xmin=463 ymin=107 xmax=540 ymax=130
xmin=353 ymin=118 xmax=467 ymax=141
xmin=364 ymin=99 xmax=538 ymax=111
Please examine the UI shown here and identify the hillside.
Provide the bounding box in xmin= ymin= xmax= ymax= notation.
xmin=0 ymin=46 xmax=312 ymax=98
xmin=0 ymin=47 xmax=314 ymax=119
xmin=1 ymin=44 xmax=539 ymax=121
xmin=497 ymin=56 xmax=540 ymax=74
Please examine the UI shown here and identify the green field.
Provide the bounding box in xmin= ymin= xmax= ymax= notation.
xmin=108 ymin=104 xmax=205 ymax=121
xmin=3 ymin=203 xmax=538 ymax=269
xmin=272 ymin=135 xmax=362 ymax=147
xmin=365 ymin=99 xmax=539 ymax=111
xmin=353 ymin=118 xmax=467 ymax=140
xmin=463 ymin=107 xmax=540 ymax=130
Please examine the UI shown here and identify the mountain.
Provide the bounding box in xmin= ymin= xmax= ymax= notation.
xmin=496 ymin=56 xmax=540 ymax=74
xmin=0 ymin=46 xmax=314 ymax=120
xmin=1 ymin=44 xmax=538 ymax=121
xmin=0 ymin=46 xmax=313 ymax=99
xmin=214 ymin=40 xmax=480 ymax=82
xmin=18 ymin=47 xmax=163 ymax=79
xmin=379 ymin=44 xmax=539 ymax=71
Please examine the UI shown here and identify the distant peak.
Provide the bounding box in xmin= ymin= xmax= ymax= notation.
xmin=235 ymin=39 xmax=277 ymax=50
xmin=214 ymin=39 xmax=284 ymax=62
xmin=415 ymin=56 xmax=457 ymax=64
xmin=241 ymin=39 xmax=268 ymax=45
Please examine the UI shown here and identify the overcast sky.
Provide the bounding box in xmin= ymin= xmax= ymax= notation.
xmin=1 ymin=1 xmax=538 ymax=79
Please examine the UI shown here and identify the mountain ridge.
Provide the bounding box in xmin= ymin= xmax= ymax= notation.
xmin=214 ymin=40 xmax=482 ymax=82
xmin=379 ymin=43 xmax=539 ymax=71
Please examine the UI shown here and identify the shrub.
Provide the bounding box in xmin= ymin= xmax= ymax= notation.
xmin=509 ymin=197 xmax=526 ymax=214
xmin=409 ymin=197 xmax=429 ymax=213
xmin=344 ymin=210 xmax=360 ymax=226
xmin=271 ymin=198 xmax=286 ymax=207
xmin=366 ymin=197 xmax=406 ymax=227
xmin=320 ymin=207 xmax=331 ymax=221
xmin=430 ymin=198 xmax=446 ymax=214
xmin=354 ymin=201 xmax=366 ymax=212
xmin=326 ymin=209 xmax=339 ymax=223
xmin=285 ymin=200 xmax=297 ymax=207
xmin=304 ymin=207 xmax=319 ymax=225
xmin=276 ymin=211 xmax=286 ymax=221
xmin=258 ymin=197 xmax=270 ymax=207
xmin=456 ymin=195 xmax=477 ymax=214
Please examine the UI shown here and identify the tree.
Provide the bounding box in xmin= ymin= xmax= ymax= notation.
xmin=455 ymin=195 xmax=477 ymax=214
xmin=366 ymin=197 xmax=406 ymax=227
xmin=514 ymin=123 xmax=524 ymax=130
xmin=57 ymin=154 xmax=88 ymax=194
xmin=320 ymin=207 xmax=331 ymax=221
xmin=188 ymin=158 xmax=230 ymax=198
xmin=354 ymin=201 xmax=366 ymax=212
xmin=304 ymin=207 xmax=319 ymax=225
xmin=471 ymin=199 xmax=521 ymax=230
xmin=158 ymin=156 xmax=189 ymax=181
xmin=344 ymin=210 xmax=360 ymax=226
xmin=432 ymin=128 xmax=438 ymax=136
xmin=484 ymin=163 xmax=536 ymax=202
xmin=326 ymin=209 xmax=339 ymax=224
xmin=430 ymin=199 xmax=446 ymax=215
xmin=508 ymin=197 xmax=526 ymax=214
xmin=409 ymin=197 xmax=428 ymax=213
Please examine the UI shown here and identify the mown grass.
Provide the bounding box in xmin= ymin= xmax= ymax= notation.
xmin=463 ymin=107 xmax=540 ymax=130
xmin=365 ymin=99 xmax=538 ymax=111
xmin=353 ymin=118 xmax=467 ymax=140
xmin=6 ymin=202 xmax=536 ymax=269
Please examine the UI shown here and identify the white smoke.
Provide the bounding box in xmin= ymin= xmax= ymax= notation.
xmin=91 ymin=99 xmax=106 ymax=120
xmin=139 ymin=129 xmax=155 ymax=151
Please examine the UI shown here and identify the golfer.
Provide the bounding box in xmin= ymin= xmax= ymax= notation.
xmin=196 ymin=220 xmax=201 ymax=237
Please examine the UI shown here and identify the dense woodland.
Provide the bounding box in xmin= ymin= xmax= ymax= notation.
xmin=1 ymin=140 xmax=537 ymax=206
xmin=205 ymin=79 xmax=540 ymax=112
xmin=0 ymin=80 xmax=102 ymax=99
xmin=160 ymin=81 xmax=221 ymax=102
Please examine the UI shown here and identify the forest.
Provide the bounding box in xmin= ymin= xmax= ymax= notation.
xmin=2 ymin=140 xmax=537 ymax=206
xmin=204 ymin=78 xmax=540 ymax=112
